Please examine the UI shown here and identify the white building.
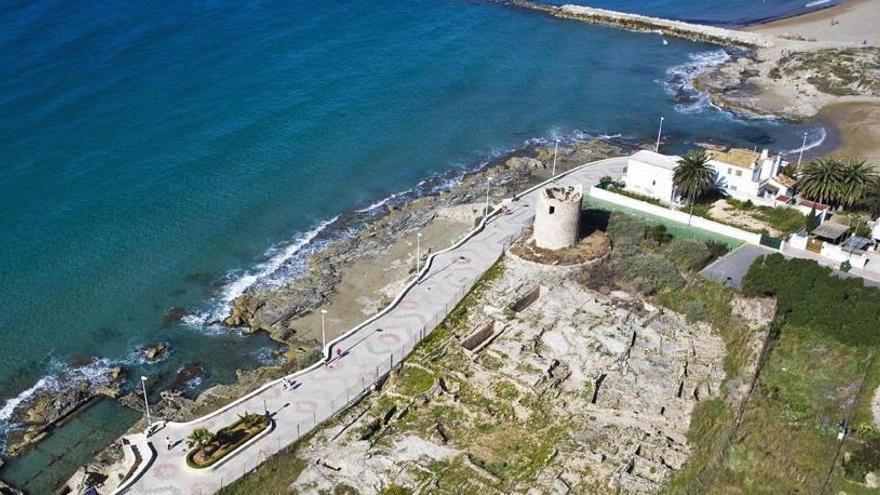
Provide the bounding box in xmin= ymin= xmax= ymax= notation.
xmin=623 ymin=147 xmax=794 ymax=206
xmin=622 ymin=150 xmax=681 ymax=203
xmin=709 ymin=148 xmax=789 ymax=203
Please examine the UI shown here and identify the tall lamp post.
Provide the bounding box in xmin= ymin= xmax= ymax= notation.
xmin=140 ymin=375 xmax=152 ymax=433
xmin=551 ymin=138 xmax=560 ymax=180
xmin=796 ymin=131 xmax=809 ymax=170
xmin=416 ymin=232 xmax=422 ymax=274
xmin=655 ymin=116 xmax=664 ymax=152
xmin=320 ymin=309 xmax=328 ymax=352
xmin=484 ymin=177 xmax=492 ymax=219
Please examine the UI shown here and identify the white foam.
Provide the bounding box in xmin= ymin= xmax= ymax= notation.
xmin=805 ymin=0 xmax=831 ymax=8
xmin=663 ymin=49 xmax=732 ymax=114
xmin=0 ymin=358 xmax=113 ymax=423
xmin=782 ymin=127 xmax=827 ymax=155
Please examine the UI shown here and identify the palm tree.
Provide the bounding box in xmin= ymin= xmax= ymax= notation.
xmin=187 ymin=427 xmax=214 ymax=450
xmin=860 ymin=177 xmax=880 ymax=219
xmin=797 ymin=157 xmax=844 ymax=206
xmin=839 ymin=158 xmax=877 ymax=207
xmin=238 ymin=411 xmax=264 ymax=429
xmin=674 ymin=149 xmax=717 ymax=224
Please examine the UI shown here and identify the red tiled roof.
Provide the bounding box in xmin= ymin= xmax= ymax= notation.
xmin=798 ymin=199 xmax=829 ymax=211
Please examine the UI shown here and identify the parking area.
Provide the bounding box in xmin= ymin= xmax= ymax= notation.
xmin=700 ymin=245 xmax=775 ymax=289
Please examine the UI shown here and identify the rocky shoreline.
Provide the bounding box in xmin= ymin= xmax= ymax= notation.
xmin=39 ymin=138 xmax=629 ymax=494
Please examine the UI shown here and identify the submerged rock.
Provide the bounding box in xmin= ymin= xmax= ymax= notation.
xmin=139 ymin=343 xmax=169 ymax=362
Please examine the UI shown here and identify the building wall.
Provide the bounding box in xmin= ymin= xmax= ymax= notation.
xmin=710 ymin=161 xmax=761 ymax=197
xmin=534 ymin=186 xmax=582 ymax=250
xmin=623 ymin=158 xmax=675 ymax=202
xmin=590 ymin=186 xmax=762 ymax=245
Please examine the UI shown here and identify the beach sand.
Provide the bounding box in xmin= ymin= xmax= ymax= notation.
xmin=743 ymin=0 xmax=880 ymax=165
xmin=746 ymin=0 xmax=880 ymax=47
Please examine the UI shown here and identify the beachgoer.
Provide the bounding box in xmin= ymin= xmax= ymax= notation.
xmin=166 ymin=436 xmax=171 ymax=451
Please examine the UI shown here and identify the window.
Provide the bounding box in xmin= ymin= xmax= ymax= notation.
xmin=549 ymin=206 xmax=555 ymax=214
xmin=730 ymin=185 xmax=738 ymax=191
xmin=735 ymin=170 xmax=742 ymax=177
xmin=728 ymin=167 xmax=733 ymax=174
xmin=652 ymin=180 xmax=656 ymax=186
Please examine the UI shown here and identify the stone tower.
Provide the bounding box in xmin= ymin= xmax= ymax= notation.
xmin=534 ymin=185 xmax=582 ymax=250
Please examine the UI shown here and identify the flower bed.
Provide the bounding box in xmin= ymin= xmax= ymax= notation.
xmin=185 ymin=414 xmax=271 ymax=469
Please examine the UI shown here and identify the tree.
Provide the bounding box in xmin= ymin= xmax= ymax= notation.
xmin=839 ymin=158 xmax=877 ymax=207
xmin=805 ymin=205 xmax=819 ymax=232
xmin=858 ymin=177 xmax=880 ymax=219
xmin=797 ymin=157 xmax=843 ymax=206
xmin=187 ymin=428 xmax=214 ymax=450
xmin=238 ymin=411 xmax=264 ymax=429
xmin=674 ymin=149 xmax=717 ymax=224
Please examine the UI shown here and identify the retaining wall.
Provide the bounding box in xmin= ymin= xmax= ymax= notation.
xmin=589 ymin=186 xmax=762 ymax=245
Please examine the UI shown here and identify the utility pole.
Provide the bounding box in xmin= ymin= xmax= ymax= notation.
xmin=655 ymin=116 xmax=664 ymax=152
xmin=551 ymin=138 xmax=559 ymax=179
xmin=796 ymin=131 xmax=808 ymax=170
xmin=140 ymin=376 xmax=152 ymax=433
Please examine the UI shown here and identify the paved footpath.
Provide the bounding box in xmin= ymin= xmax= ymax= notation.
xmin=119 ymin=156 xmax=627 ymax=494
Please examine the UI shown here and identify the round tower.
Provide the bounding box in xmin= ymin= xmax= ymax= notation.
xmin=533 ymin=185 xmax=582 ymax=250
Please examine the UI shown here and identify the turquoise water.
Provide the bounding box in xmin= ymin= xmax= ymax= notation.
xmin=0 ymin=0 xmax=823 ymax=490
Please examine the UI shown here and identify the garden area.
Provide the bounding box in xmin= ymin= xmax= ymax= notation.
xmin=681 ymin=254 xmax=880 ymax=493
xmin=186 ymin=411 xmax=271 ymax=469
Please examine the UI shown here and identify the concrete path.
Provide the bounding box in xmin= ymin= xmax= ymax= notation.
xmin=700 ymin=244 xmax=775 ymax=289
xmin=119 ymin=157 xmax=628 ymax=494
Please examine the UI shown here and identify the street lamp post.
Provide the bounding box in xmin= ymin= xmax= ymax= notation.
xmin=655 ymin=116 xmax=664 ymax=152
xmin=320 ymin=309 xmax=328 ymax=352
xmin=140 ymin=376 xmax=152 ymax=433
xmin=484 ymin=177 xmax=492 ymax=219
xmin=796 ymin=131 xmax=809 ymax=170
xmin=416 ymin=232 xmax=422 ymax=274
xmin=551 ymin=138 xmax=559 ymax=180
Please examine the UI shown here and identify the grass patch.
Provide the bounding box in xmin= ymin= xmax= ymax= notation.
xmin=395 ymin=366 xmax=435 ymax=396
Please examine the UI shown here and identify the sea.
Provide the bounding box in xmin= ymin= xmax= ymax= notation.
xmin=0 ymin=0 xmax=836 ymax=490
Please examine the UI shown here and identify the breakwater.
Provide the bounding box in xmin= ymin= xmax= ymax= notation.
xmin=489 ymin=1 xmax=776 ymax=48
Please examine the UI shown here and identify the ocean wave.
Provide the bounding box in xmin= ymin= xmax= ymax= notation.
xmin=781 ymin=126 xmax=827 ymax=156
xmin=663 ymin=49 xmax=732 ymax=114
xmin=0 ymin=357 xmax=114 ymax=423
xmin=185 ymin=127 xmax=628 ymax=329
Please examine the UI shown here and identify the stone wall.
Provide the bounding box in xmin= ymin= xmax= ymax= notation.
xmin=534 ymin=185 xmax=582 ymax=250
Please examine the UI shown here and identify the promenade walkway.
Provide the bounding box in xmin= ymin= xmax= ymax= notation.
xmin=119 ymin=156 xmax=627 ymax=494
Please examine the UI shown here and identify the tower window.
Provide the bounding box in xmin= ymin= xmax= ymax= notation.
xmin=549 ymin=206 xmax=555 ymax=214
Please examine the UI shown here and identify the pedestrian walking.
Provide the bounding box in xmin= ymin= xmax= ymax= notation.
xmin=166 ymin=436 xmax=171 ymax=451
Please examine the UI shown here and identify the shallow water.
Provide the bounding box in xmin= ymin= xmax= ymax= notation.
xmin=0 ymin=0 xmax=824 ymax=490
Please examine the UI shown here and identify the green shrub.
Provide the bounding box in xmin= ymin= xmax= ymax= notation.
xmin=622 ymin=253 xmax=685 ymax=294
xmin=664 ymin=239 xmax=713 ymax=271
xmin=742 ymin=254 xmax=880 ymax=346
xmin=606 ymin=213 xmax=651 ymax=246
xmin=843 ymin=436 xmax=880 ymax=482
xmin=683 ymin=299 xmax=709 ymax=323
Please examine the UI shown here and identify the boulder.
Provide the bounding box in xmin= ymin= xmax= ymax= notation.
xmin=163 ymin=307 xmax=189 ymax=326
xmin=140 ymin=343 xmax=168 ymax=362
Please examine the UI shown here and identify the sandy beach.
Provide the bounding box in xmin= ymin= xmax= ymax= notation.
xmin=743 ymin=0 xmax=880 ymax=165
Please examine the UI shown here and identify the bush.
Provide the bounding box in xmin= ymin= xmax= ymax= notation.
xmin=664 ymin=239 xmax=713 ymax=271
xmin=742 ymin=254 xmax=880 ymax=346
xmin=606 ymin=213 xmax=650 ymax=246
xmin=622 ymin=253 xmax=685 ymax=294
xmin=843 ymin=436 xmax=880 ymax=482
xmin=683 ymin=299 xmax=709 ymax=323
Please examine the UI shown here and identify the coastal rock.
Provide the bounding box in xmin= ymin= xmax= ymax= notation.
xmin=3 ymin=363 xmax=124 ymax=456
xmin=163 ymin=306 xmax=189 ymax=326
xmin=169 ymin=363 xmax=205 ymax=392
xmin=219 ymin=140 xmax=628 ymax=347
xmin=139 ymin=343 xmax=169 ymax=362
xmin=0 ymin=479 xmax=24 ymax=495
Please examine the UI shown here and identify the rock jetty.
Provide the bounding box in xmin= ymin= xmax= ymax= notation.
xmin=490 ymin=0 xmax=775 ymax=48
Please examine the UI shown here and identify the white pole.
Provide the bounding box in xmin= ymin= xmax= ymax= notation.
xmin=140 ymin=376 xmax=152 ymax=431
xmin=796 ymin=131 xmax=808 ymax=170
xmin=655 ymin=116 xmax=664 ymax=152
xmin=321 ymin=309 xmax=327 ymax=351
xmin=484 ymin=178 xmax=492 ymax=219
xmin=416 ymin=232 xmax=422 ymax=274
xmin=551 ymin=138 xmax=559 ymax=179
